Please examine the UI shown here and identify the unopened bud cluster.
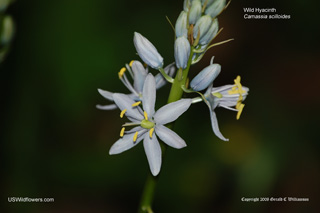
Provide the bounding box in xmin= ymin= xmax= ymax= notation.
xmin=175 ymin=0 xmax=226 ymax=67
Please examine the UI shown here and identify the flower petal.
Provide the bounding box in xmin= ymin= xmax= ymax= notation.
xmin=132 ymin=60 xmax=148 ymax=93
xmin=113 ymin=93 xmax=144 ymax=121
xmin=96 ymin=104 xmax=117 ymax=110
xmin=97 ymin=89 xmax=113 ymax=101
xmin=154 ymin=99 xmax=192 ymax=125
xmin=155 ymin=125 xmax=187 ymax=149
xmin=109 ymin=127 xmax=146 ymax=155
xmin=208 ymin=106 xmax=229 ymax=141
xmin=142 ymin=74 xmax=156 ymax=117
xmin=143 ymin=133 xmax=162 ymax=176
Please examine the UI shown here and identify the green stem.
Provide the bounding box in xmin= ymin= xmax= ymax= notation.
xmin=138 ymin=47 xmax=194 ymax=213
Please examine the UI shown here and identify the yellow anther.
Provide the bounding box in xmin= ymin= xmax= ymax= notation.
xmin=132 ymin=101 xmax=141 ymax=107
xmin=234 ymin=75 xmax=245 ymax=94
xmin=129 ymin=60 xmax=134 ymax=67
xmin=236 ymin=102 xmax=241 ymax=109
xmin=133 ymin=131 xmax=138 ymax=142
xmin=228 ymin=75 xmax=246 ymax=96
xmin=118 ymin=67 xmax=126 ymax=79
xmin=236 ymin=104 xmax=245 ymax=120
xmin=144 ymin=111 xmax=148 ymax=120
xmin=120 ymin=109 xmax=127 ymax=118
xmin=120 ymin=127 xmax=125 ymax=137
xmin=149 ymin=128 xmax=154 ymax=138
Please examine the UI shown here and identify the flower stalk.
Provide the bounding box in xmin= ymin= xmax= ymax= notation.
xmin=138 ymin=47 xmax=194 ymax=213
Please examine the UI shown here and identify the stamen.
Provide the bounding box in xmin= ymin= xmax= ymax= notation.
xmin=120 ymin=127 xmax=125 ymax=137
xmin=236 ymin=104 xmax=245 ymax=120
xmin=120 ymin=109 xmax=127 ymax=118
xmin=149 ymin=128 xmax=154 ymax=138
xmin=144 ymin=111 xmax=148 ymax=120
xmin=132 ymin=101 xmax=141 ymax=107
xmin=129 ymin=60 xmax=134 ymax=67
xmin=118 ymin=67 xmax=126 ymax=79
xmin=236 ymin=102 xmax=242 ymax=109
xmin=133 ymin=131 xmax=138 ymax=142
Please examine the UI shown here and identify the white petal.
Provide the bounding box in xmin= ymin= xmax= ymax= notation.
xmin=143 ymin=133 xmax=162 ymax=176
xmin=113 ymin=93 xmax=144 ymax=121
xmin=98 ymin=89 xmax=113 ymax=101
xmin=155 ymin=125 xmax=187 ymax=149
xmin=109 ymin=128 xmax=145 ymax=155
xmin=208 ymin=108 xmax=229 ymax=141
xmin=132 ymin=60 xmax=148 ymax=93
xmin=96 ymin=104 xmax=117 ymax=110
xmin=142 ymin=74 xmax=156 ymax=117
xmin=154 ymin=99 xmax=192 ymax=125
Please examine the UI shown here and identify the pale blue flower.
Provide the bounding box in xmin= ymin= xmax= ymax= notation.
xmin=174 ymin=36 xmax=190 ymax=69
xmin=193 ymin=76 xmax=249 ymax=141
xmin=96 ymin=61 xmax=175 ymax=110
xmin=175 ymin=11 xmax=188 ymax=38
xmin=134 ymin=32 xmax=163 ymax=69
xmin=190 ymin=57 xmax=221 ymax=91
xmin=205 ymin=0 xmax=226 ymax=19
xmin=110 ymin=74 xmax=192 ymax=176
xmin=189 ymin=0 xmax=202 ymax=24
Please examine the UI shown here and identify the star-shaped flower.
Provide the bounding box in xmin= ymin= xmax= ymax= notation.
xmin=96 ymin=61 xmax=175 ymax=110
xmin=110 ymin=74 xmax=192 ymax=176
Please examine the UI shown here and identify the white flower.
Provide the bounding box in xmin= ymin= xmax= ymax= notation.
xmin=193 ymin=76 xmax=249 ymax=141
xmin=110 ymin=74 xmax=192 ymax=176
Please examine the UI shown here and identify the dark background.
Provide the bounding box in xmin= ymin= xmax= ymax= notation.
xmin=2 ymin=0 xmax=320 ymax=212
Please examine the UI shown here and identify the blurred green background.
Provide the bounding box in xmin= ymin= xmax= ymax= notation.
xmin=2 ymin=0 xmax=320 ymax=212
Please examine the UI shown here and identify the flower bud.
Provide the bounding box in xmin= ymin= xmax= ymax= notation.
xmin=190 ymin=63 xmax=221 ymax=91
xmin=189 ymin=0 xmax=202 ymax=25
xmin=174 ymin=36 xmax=190 ymax=69
xmin=1 ymin=15 xmax=14 ymax=45
xmin=199 ymin=18 xmax=218 ymax=45
xmin=133 ymin=32 xmax=163 ymax=69
xmin=175 ymin=11 xmax=188 ymax=38
xmin=205 ymin=0 xmax=226 ymax=19
xmin=193 ymin=15 xmax=212 ymax=40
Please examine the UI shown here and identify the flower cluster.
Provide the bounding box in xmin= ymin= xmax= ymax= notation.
xmin=97 ymin=0 xmax=249 ymax=176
